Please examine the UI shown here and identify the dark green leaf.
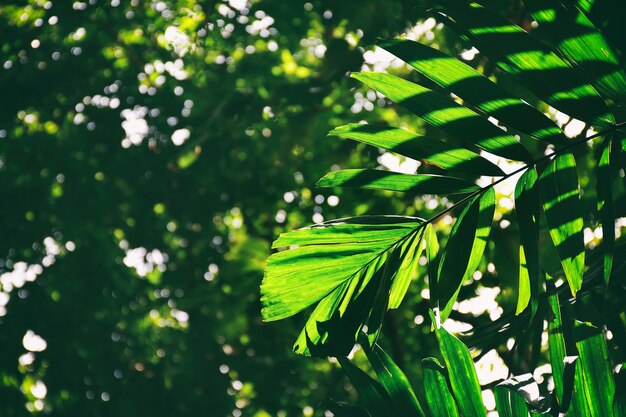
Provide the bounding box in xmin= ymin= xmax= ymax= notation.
xmin=432 ymin=312 xmax=486 ymax=417
xmin=317 ymin=169 xmax=480 ymax=194
xmin=575 ymin=322 xmax=617 ymax=417
xmin=261 ymin=216 xmax=424 ymax=355
xmin=597 ymin=137 xmax=615 ymax=288
xmin=422 ymin=357 xmax=460 ymax=417
xmin=351 ymin=72 xmax=533 ymax=162
xmin=496 ymin=374 xmax=549 ymax=415
xmin=494 ymin=385 xmax=530 ymax=417
xmin=437 ymin=188 xmax=495 ymax=321
xmin=338 ymin=357 xmax=390 ymax=417
xmin=361 ymin=338 xmax=426 ymax=417
xmin=424 ymin=223 xmax=440 ymax=308
xmin=547 ymin=275 xmax=588 ymax=416
xmin=529 ymin=0 xmax=626 ymax=105
xmin=540 ymin=152 xmax=584 ymax=296
xmin=437 ymin=2 xmax=614 ymax=126
xmin=378 ymin=38 xmax=567 ymax=146
xmin=328 ymin=123 xmax=504 ymax=176
xmin=514 ymin=167 xmax=541 ymax=318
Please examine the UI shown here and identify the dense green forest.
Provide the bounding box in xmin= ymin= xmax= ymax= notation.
xmin=2 ymin=0 xmax=626 ymax=416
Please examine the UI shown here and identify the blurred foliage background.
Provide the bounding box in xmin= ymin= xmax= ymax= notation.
xmin=1 ymin=0 xmax=626 ymax=416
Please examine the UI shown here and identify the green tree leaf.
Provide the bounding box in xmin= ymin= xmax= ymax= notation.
xmin=262 ymin=216 xmax=424 ymax=355
xmin=540 ymin=152 xmax=585 ymax=296
xmin=514 ymin=167 xmax=541 ymax=318
xmin=432 ymin=312 xmax=487 ymax=417
xmin=529 ymin=0 xmax=626 ymax=105
xmin=597 ymin=136 xmax=615 ymax=288
xmin=575 ymin=322 xmax=617 ymax=417
xmin=437 ymin=188 xmax=495 ymax=321
xmin=317 ymin=169 xmax=480 ymax=194
xmin=328 ymin=123 xmax=504 ymax=176
xmin=338 ymin=357 xmax=390 ymax=417
xmin=422 ymin=357 xmax=460 ymax=417
xmin=378 ymin=38 xmax=567 ymax=147
xmin=437 ymin=1 xmax=615 ymax=126
xmin=351 ymin=72 xmax=533 ymax=162
xmin=360 ymin=338 xmax=426 ymax=417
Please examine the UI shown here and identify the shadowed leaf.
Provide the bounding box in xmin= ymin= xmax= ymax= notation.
xmin=515 ymin=167 xmax=541 ymax=318
xmin=328 ymin=123 xmax=504 ymax=176
xmin=317 ymin=169 xmax=480 ymax=194
xmin=540 ymin=153 xmax=584 ymax=296
xmin=437 ymin=1 xmax=614 ymax=126
xmin=528 ymin=0 xmax=626 ymax=105
xmin=438 ymin=188 xmax=495 ymax=321
xmin=379 ymin=37 xmax=567 ymax=147
xmin=351 ymin=72 xmax=533 ymax=162
xmin=360 ymin=338 xmax=426 ymax=417
xmin=422 ymin=357 xmax=460 ymax=417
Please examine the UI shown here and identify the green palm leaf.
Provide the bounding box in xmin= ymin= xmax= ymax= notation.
xmin=529 ymin=0 xmax=626 ymax=105
xmin=437 ymin=1 xmax=615 ymax=126
xmin=317 ymin=169 xmax=480 ymax=194
xmin=351 ymin=72 xmax=533 ymax=162
xmin=422 ymin=357 xmax=460 ymax=417
xmin=329 ymin=123 xmax=504 ymax=176
xmin=378 ymin=38 xmax=567 ymax=147
xmin=514 ymin=167 xmax=541 ymax=318
xmin=437 ymin=188 xmax=495 ymax=321
xmin=540 ymin=152 xmax=585 ymax=296
xmin=261 ymin=216 xmax=424 ymax=355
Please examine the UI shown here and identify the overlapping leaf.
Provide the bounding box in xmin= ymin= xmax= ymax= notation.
xmin=329 ymin=123 xmax=504 ymax=176
xmin=261 ymin=216 xmax=424 ymax=355
xmin=540 ymin=153 xmax=584 ymax=296
xmin=515 ymin=167 xmax=541 ymax=317
xmin=359 ymin=338 xmax=426 ymax=417
xmin=351 ymin=72 xmax=533 ymax=162
xmin=378 ymin=38 xmax=567 ymax=147
xmin=528 ymin=0 xmax=626 ymax=105
xmin=437 ymin=1 xmax=615 ymax=127
xmin=437 ymin=188 xmax=495 ymax=320
xmin=422 ymin=358 xmax=460 ymax=417
xmin=597 ymin=136 xmax=615 ymax=287
xmin=317 ymin=169 xmax=479 ymax=194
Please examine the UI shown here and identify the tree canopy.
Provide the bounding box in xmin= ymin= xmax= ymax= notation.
xmin=2 ymin=0 xmax=626 ymax=416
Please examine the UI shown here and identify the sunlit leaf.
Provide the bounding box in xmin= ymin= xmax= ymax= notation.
xmin=575 ymin=322 xmax=617 ymax=417
xmin=529 ymin=0 xmax=626 ymax=105
xmin=437 ymin=1 xmax=614 ymax=126
xmin=360 ymin=338 xmax=426 ymax=417
xmin=422 ymin=357 xmax=460 ymax=417
xmin=388 ymin=228 xmax=424 ymax=309
xmin=328 ymin=123 xmax=504 ymax=176
xmin=540 ymin=152 xmax=584 ymax=296
xmin=514 ymin=167 xmax=541 ymax=318
xmin=338 ymin=357 xmax=390 ymax=417
xmin=379 ymin=38 xmax=567 ymax=147
xmin=317 ymin=169 xmax=480 ymax=194
xmin=351 ymin=72 xmax=533 ymax=162
xmin=437 ymin=188 xmax=495 ymax=321
xmin=597 ymin=136 xmax=615 ymax=288
xmin=432 ymin=312 xmax=486 ymax=417
xmin=261 ymin=216 xmax=424 ymax=355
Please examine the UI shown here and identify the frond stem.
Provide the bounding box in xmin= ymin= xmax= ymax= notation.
xmin=425 ymin=124 xmax=622 ymax=225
